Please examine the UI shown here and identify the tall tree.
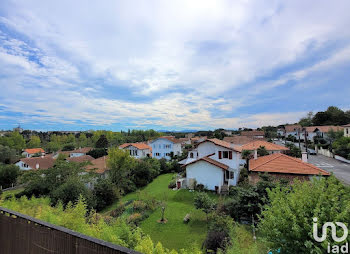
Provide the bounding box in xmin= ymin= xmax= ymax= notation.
xmin=107 ymin=148 xmax=136 ymax=193
xmin=27 ymin=135 xmax=41 ymax=148
xmin=95 ymin=135 xmax=109 ymax=148
xmin=258 ymin=176 xmax=350 ymax=254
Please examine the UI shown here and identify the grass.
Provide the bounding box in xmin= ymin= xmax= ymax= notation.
xmin=102 ymin=173 xmax=219 ymax=251
xmin=1 ymin=187 xmax=24 ymax=200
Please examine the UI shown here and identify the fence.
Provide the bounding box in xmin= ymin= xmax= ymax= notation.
xmin=0 ymin=207 xmax=141 ymax=254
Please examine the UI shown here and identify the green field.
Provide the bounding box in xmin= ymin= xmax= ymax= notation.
xmin=103 ymin=174 xmax=219 ymax=251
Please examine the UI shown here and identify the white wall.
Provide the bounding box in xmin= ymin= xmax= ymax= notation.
xmin=151 ymin=138 xmax=181 ymax=160
xmin=186 ymin=161 xmax=224 ymax=191
xmin=345 ymin=127 xmax=350 ymax=137
xmin=15 ymin=161 xmax=32 ymax=170
xmin=70 ymin=152 xmax=85 ymax=157
xmin=123 ymin=146 xmax=151 ymax=159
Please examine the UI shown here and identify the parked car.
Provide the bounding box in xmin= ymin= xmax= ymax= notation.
xmin=308 ymin=149 xmax=316 ymax=155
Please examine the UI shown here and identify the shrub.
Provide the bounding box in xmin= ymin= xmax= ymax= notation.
xmin=204 ymin=231 xmax=228 ymax=252
xmin=93 ymin=178 xmax=118 ymax=211
xmin=127 ymin=213 xmax=142 ymax=224
xmin=168 ymin=180 xmax=176 ymax=189
xmin=110 ymin=203 xmax=125 ymax=218
xmin=195 ymin=183 xmax=205 ymax=192
xmin=133 ymin=200 xmax=147 ymax=212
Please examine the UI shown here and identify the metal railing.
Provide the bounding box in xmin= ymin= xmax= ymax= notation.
xmin=0 ymin=206 xmax=141 ymax=254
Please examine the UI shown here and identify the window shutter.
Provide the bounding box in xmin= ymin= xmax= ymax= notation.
xmin=229 ymin=151 xmax=232 ymax=159
xmin=218 ymin=151 xmax=222 ymax=159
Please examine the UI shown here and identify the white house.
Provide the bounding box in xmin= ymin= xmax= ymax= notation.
xmin=303 ymin=126 xmax=344 ymax=141
xmin=15 ymin=156 xmax=55 ymax=170
xmin=150 ymin=136 xmax=182 ymax=160
xmin=181 ymin=138 xmax=240 ymax=193
xmin=119 ymin=143 xmax=152 ymax=159
xmin=284 ymin=125 xmax=302 ymax=138
xmin=69 ymin=147 xmax=92 ymax=157
xmin=22 ymin=148 xmax=45 ymax=158
xmin=344 ymin=124 xmax=350 ymax=137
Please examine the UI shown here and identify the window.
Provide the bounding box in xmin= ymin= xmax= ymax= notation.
xmin=221 ymin=151 xmax=232 ymax=159
xmin=190 ymin=153 xmax=194 ymax=158
xmin=164 ymin=144 xmax=171 ymax=149
xmin=165 ymin=153 xmax=170 ymax=156
xmin=229 ymin=171 xmax=234 ymax=179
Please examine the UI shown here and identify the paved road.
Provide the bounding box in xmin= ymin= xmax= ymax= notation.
xmin=274 ymin=140 xmax=350 ymax=185
xmin=307 ymin=155 xmax=350 ymax=185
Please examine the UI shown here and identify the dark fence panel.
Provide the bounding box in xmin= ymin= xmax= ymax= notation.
xmin=0 ymin=207 xmax=141 ymax=254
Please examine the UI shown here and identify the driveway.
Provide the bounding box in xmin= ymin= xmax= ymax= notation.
xmin=307 ymin=154 xmax=350 ymax=185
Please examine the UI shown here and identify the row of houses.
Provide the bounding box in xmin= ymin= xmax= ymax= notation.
xmin=13 ymin=131 xmax=333 ymax=194
xmin=178 ymin=137 xmax=329 ymax=193
xmin=277 ymin=124 xmax=346 ymax=141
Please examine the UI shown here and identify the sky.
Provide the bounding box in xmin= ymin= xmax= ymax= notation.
xmin=0 ymin=0 xmax=350 ymax=131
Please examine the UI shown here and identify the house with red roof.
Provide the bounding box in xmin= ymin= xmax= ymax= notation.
xmin=344 ymin=123 xmax=350 ymax=137
xmin=119 ymin=143 xmax=152 ymax=159
xmin=22 ymin=148 xmax=45 ymax=158
xmin=248 ymin=152 xmax=330 ymax=184
xmin=181 ymin=138 xmax=241 ymax=192
xmin=16 ymin=156 xmax=55 ymax=170
xmin=150 ymin=136 xmax=182 ymax=160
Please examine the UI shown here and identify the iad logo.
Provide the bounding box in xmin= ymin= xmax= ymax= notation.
xmin=313 ymin=217 xmax=348 ymax=253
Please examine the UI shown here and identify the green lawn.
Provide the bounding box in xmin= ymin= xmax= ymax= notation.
xmin=102 ymin=174 xmax=218 ymax=251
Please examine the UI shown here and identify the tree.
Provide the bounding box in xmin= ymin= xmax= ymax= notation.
xmin=0 ymin=164 xmax=20 ymax=189
xmin=257 ymin=146 xmax=269 ymax=156
xmin=92 ymin=178 xmax=118 ymax=211
xmin=62 ymin=144 xmax=75 ymax=151
xmin=87 ymin=148 xmax=107 ymax=159
xmin=0 ymin=145 xmax=18 ymax=164
xmin=50 ymin=178 xmax=93 ymax=208
xmin=77 ymin=133 xmax=88 ymax=147
xmin=312 ymin=106 xmax=349 ymax=126
xmin=8 ymin=132 xmax=25 ymax=151
xmin=299 ymin=112 xmax=313 ymax=127
xmin=194 ymin=192 xmax=216 ymax=222
xmin=258 ymin=176 xmax=350 ymax=254
xmin=96 ymin=135 xmax=109 ymax=148
xmin=27 ymin=135 xmax=41 ymax=148
xmin=241 ymin=150 xmax=252 ymax=166
xmin=107 ymin=148 xmax=136 ymax=193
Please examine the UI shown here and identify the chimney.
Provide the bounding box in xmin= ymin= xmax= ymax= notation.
xmin=254 ymin=149 xmax=258 ymax=160
xmin=302 ymin=152 xmax=308 ymax=163
xmin=36 ymin=163 xmax=40 ymax=169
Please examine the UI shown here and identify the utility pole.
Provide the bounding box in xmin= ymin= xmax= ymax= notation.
xmin=305 ymin=129 xmax=308 ymax=157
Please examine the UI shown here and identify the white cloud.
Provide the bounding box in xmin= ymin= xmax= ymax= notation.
xmin=0 ymin=0 xmax=350 ymax=129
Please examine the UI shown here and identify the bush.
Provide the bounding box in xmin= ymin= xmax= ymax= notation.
xmin=62 ymin=144 xmax=75 ymax=151
xmin=110 ymin=203 xmax=125 ymax=218
xmin=133 ymin=200 xmax=147 ymax=212
xmin=168 ymin=180 xmax=176 ymax=189
xmin=194 ymin=183 xmax=205 ymax=191
xmin=93 ymin=178 xmax=118 ymax=211
xmin=0 ymin=164 xmax=20 ymax=189
xmin=127 ymin=213 xmax=142 ymax=224
xmin=50 ymin=178 xmax=93 ymax=208
xmin=87 ymin=148 xmax=107 ymax=159
xmin=204 ymin=231 xmax=228 ymax=252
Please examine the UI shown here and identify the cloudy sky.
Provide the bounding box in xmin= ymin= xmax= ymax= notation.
xmin=0 ymin=0 xmax=350 ymax=131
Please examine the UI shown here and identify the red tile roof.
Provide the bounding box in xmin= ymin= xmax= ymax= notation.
xmin=70 ymin=147 xmax=92 ymax=154
xmin=343 ymin=123 xmax=350 ymax=127
xmin=182 ymin=154 xmax=229 ymax=171
xmin=223 ymin=135 xmax=261 ymax=145
xmin=198 ymin=138 xmax=240 ymax=152
xmin=20 ymin=156 xmax=55 ymax=170
xmin=85 ymin=156 xmax=108 ymax=174
xmin=249 ymin=153 xmax=330 ymax=176
xmin=67 ymin=155 xmax=94 ymax=163
xmin=24 ymin=148 xmax=45 ymax=154
xmin=155 ymin=136 xmax=182 ymax=143
xmin=240 ymin=131 xmax=265 ymax=137
xmin=284 ymin=125 xmax=302 ymax=133
xmin=304 ymin=126 xmax=344 ymax=133
xmin=120 ymin=143 xmax=151 ymax=150
xmin=236 ymin=140 xmax=289 ymax=152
